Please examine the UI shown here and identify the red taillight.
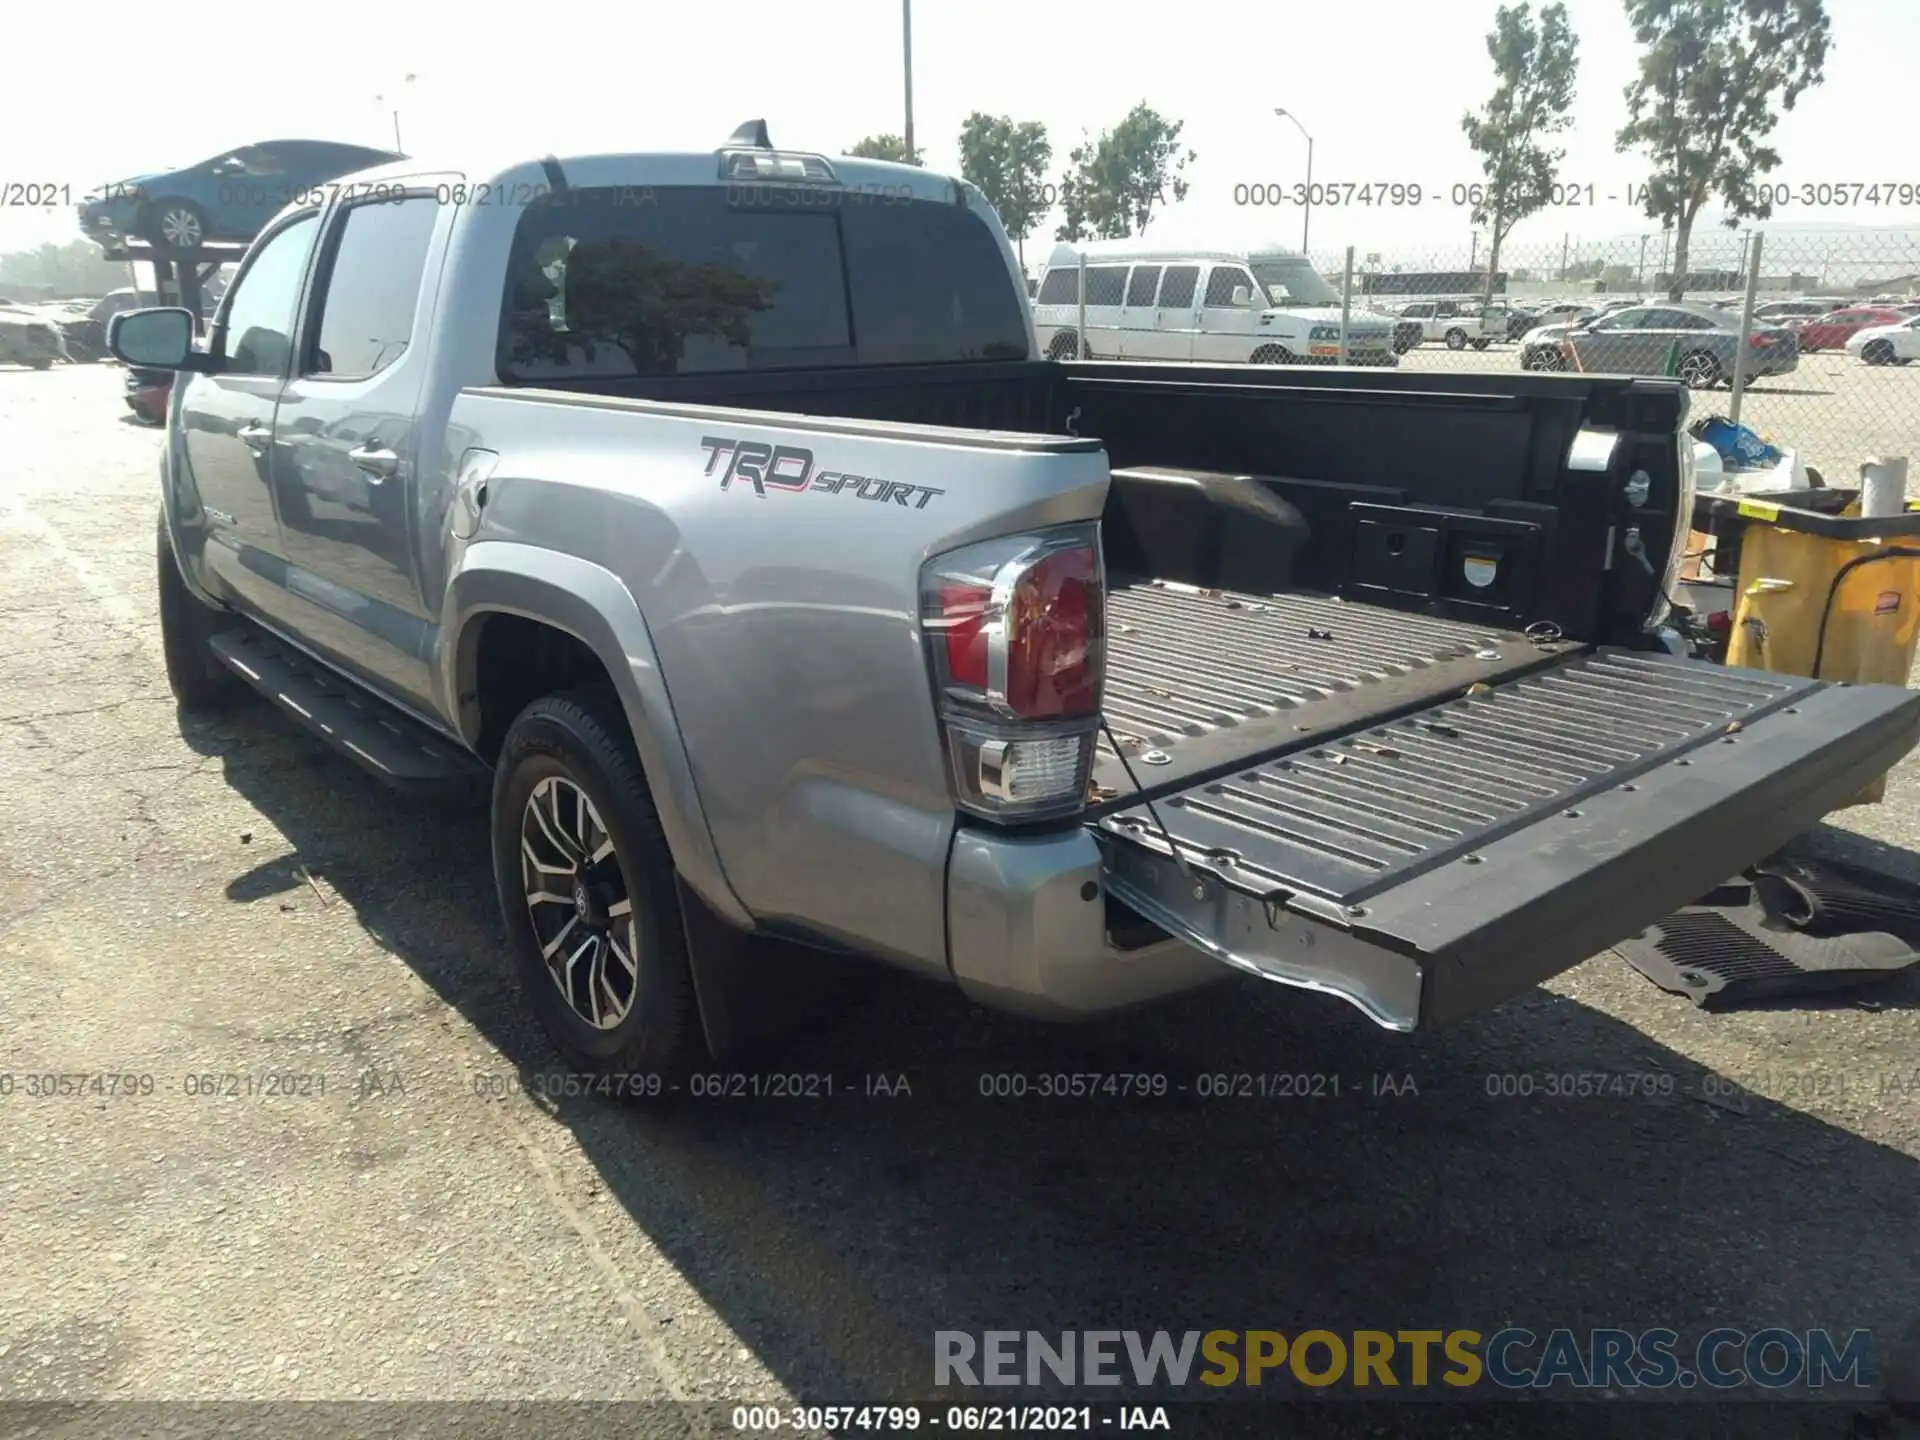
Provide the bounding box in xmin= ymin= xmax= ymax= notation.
xmin=1750 ymin=333 xmax=1771 ymax=348
xmin=920 ymin=526 xmax=1107 ymax=822
xmin=939 ymin=583 xmax=992 ymax=690
xmin=1005 ymin=546 xmax=1102 ymax=718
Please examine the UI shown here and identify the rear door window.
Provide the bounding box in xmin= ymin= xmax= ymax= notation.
xmin=1080 ymin=266 xmax=1128 ymax=306
xmin=498 ymin=185 xmax=1029 ymax=379
xmin=1124 ymin=266 xmax=1163 ymax=306
xmin=1037 ymin=268 xmax=1081 ymax=304
xmin=1157 ymin=265 xmax=1199 ymax=308
xmin=305 ymin=195 xmax=441 ymax=378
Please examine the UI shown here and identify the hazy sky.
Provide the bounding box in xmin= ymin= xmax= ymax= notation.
xmin=2 ymin=0 xmax=1913 ymax=273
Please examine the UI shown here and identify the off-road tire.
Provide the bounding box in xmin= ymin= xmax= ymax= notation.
xmin=156 ymin=512 xmax=245 ymax=709
xmin=491 ymin=686 xmax=703 ymax=1093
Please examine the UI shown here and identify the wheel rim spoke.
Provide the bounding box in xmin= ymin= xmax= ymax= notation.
xmin=607 ymin=930 xmax=638 ymax=982
xmin=528 ymin=782 xmax=582 ymax=866
xmin=540 ymin=915 xmax=579 ymax=961
xmin=521 ymin=775 xmax=636 ymax=1030
xmin=564 ymin=932 xmax=600 ymax=1024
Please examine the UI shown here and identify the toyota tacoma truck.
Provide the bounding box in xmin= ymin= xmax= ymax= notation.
xmin=112 ymin=122 xmax=1920 ymax=1084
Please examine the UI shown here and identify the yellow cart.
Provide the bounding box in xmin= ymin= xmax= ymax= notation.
xmin=1689 ymin=488 xmax=1920 ymax=805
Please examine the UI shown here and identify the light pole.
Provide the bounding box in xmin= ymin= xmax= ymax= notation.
xmin=902 ymin=0 xmax=915 ymax=163
xmin=1273 ymin=108 xmax=1313 ymax=257
xmin=374 ymin=73 xmax=416 ymax=153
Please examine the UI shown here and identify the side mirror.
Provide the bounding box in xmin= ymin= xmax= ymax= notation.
xmin=109 ymin=307 xmax=219 ymax=372
xmin=1231 ymin=285 xmax=1252 ymax=307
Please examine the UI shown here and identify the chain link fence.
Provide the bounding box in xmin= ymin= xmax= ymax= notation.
xmin=1304 ymin=230 xmax=1920 ymax=486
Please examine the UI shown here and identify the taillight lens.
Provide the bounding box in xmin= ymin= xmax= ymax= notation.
xmin=922 ymin=524 xmax=1106 ymax=822
xmin=1005 ymin=545 xmax=1103 ymax=718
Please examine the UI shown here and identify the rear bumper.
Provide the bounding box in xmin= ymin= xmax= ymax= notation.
xmin=946 ymin=823 xmax=1222 ymax=1019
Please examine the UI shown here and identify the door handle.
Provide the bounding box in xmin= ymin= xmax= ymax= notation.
xmin=347 ymin=443 xmax=399 ymax=481
xmin=237 ymin=423 xmax=271 ymax=450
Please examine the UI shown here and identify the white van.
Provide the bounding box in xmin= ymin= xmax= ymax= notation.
xmin=1031 ymin=240 xmax=1397 ymax=366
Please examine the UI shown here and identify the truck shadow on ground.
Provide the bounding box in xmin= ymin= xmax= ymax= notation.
xmin=180 ymin=700 xmax=1918 ymax=1439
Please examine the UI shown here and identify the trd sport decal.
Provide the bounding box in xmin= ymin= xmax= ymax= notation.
xmin=700 ymin=435 xmax=945 ymax=509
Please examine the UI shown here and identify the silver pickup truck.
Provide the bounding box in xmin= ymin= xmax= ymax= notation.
xmin=112 ymin=122 xmax=1920 ymax=1086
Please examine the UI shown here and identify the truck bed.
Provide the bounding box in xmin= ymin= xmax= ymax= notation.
xmin=1094 ymin=580 xmax=1554 ymax=800
xmin=1095 ymin=578 xmax=1810 ymax=912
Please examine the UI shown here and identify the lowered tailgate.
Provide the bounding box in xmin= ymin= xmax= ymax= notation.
xmin=1095 ymin=648 xmax=1920 ymax=1029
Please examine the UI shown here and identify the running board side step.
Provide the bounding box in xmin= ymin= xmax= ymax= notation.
xmin=1094 ymin=650 xmax=1920 ymax=1030
xmin=208 ymin=629 xmax=492 ymax=802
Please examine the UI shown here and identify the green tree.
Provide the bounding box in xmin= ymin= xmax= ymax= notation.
xmin=1054 ymin=104 xmax=1194 ymax=242
xmin=846 ymin=134 xmax=922 ymax=166
xmin=1616 ymin=0 xmax=1830 ymax=301
xmin=1460 ymin=2 xmax=1580 ymax=303
xmin=956 ymin=113 xmax=1053 ymax=267
xmin=0 ymin=239 xmax=136 ymax=297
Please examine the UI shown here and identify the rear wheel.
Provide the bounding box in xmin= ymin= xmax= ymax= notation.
xmin=1046 ymin=331 xmax=1081 ymax=361
xmin=1863 ymin=339 xmax=1896 ymax=367
xmin=1524 ymin=348 xmax=1564 ymax=372
xmin=28 ymin=359 xmax=52 ymax=370
xmin=1470 ymin=337 xmax=1492 ymax=351
xmin=491 ymin=686 xmax=703 ymax=1091
xmin=156 ymin=513 xmax=245 ymax=710
xmin=1677 ymin=351 xmax=1723 ymax=389
xmin=1251 ymin=345 xmax=1292 ymax=364
xmin=1445 ymin=328 xmax=1469 ymax=350
xmin=143 ymin=198 xmax=208 ymax=252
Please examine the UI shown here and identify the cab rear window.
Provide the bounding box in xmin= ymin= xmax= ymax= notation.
xmin=497 ymin=185 xmax=1029 ymax=380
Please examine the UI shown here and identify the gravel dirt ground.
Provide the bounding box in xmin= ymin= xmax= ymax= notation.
xmin=0 ymin=365 xmax=1915 ymax=1439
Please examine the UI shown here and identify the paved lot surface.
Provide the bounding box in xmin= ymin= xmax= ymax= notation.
xmin=1 ymin=366 xmax=1916 ymax=1436
xmin=1401 ymin=341 xmax=1920 ymax=487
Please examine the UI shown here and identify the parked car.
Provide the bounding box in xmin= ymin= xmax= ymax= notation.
xmin=0 ymin=310 xmax=65 ymax=368
xmin=1754 ymin=299 xmax=1840 ymax=322
xmin=1792 ymin=307 xmax=1908 ymax=352
xmin=77 ymin=139 xmax=403 ymax=252
xmin=1495 ymin=305 xmax=1540 ymax=341
xmin=109 ymin=122 xmax=1920 ymax=1085
xmin=1393 ymin=298 xmax=1501 ymax=350
xmin=125 ymin=367 xmax=173 ymax=423
xmin=1536 ymin=301 xmax=1598 ymax=324
xmin=48 ymin=288 xmax=161 ymax=364
xmin=1033 ymin=241 xmax=1398 ymax=365
xmin=1521 ymin=301 xmax=1798 ymax=389
xmin=1845 ymin=314 xmax=1920 ymax=366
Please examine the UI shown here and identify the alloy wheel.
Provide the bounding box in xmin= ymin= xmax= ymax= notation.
xmin=519 ymin=775 xmax=640 ymax=1030
xmin=159 ymin=207 xmax=203 ymax=249
xmin=1678 ymin=353 xmax=1720 ymax=389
